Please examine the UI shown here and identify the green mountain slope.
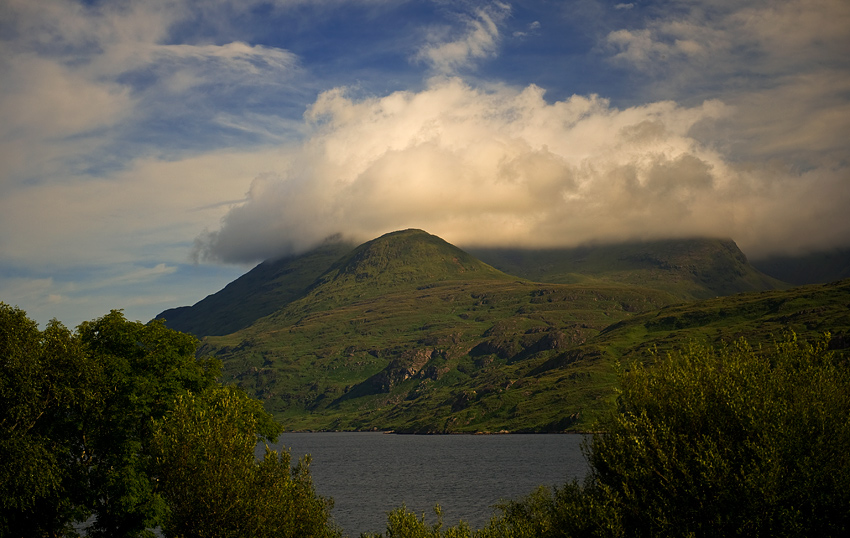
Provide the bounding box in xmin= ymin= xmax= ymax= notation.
xmin=159 ymin=229 xmax=847 ymax=434
xmin=157 ymin=236 xmax=355 ymax=336
xmin=202 ymin=275 xmax=849 ymax=433
xmin=196 ymin=230 xmax=682 ymax=432
xmin=585 ymin=278 xmax=850 ymax=362
xmin=202 ymin=278 xmax=679 ymax=433
xmin=469 ymin=238 xmax=787 ymax=299
xmin=160 ymin=234 xmax=786 ymax=339
xmin=302 ymin=229 xmax=514 ymax=306
xmin=751 ymin=248 xmax=850 ymax=285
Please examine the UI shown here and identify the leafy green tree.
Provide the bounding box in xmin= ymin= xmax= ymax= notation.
xmin=472 ymin=333 xmax=850 ymax=538
xmin=71 ymin=311 xmax=220 ymax=537
xmin=588 ymin=334 xmax=850 ymax=537
xmin=362 ymin=505 xmax=473 ymax=538
xmin=371 ymin=333 xmax=849 ymax=538
xmin=2 ymin=305 xmax=340 ymax=537
xmin=0 ymin=304 xmax=90 ymax=537
xmin=151 ymin=387 xmax=339 ymax=538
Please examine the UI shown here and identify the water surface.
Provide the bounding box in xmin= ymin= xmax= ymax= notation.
xmin=267 ymin=432 xmax=590 ymax=536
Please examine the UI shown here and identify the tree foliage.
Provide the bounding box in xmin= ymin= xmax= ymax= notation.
xmin=587 ymin=334 xmax=850 ymax=537
xmin=369 ymin=333 xmax=850 ymax=538
xmin=1 ymin=305 xmax=89 ymax=537
xmin=0 ymin=304 xmax=338 ymax=538
xmin=151 ymin=387 xmax=339 ymax=538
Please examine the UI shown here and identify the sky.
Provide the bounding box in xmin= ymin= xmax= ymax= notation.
xmin=1 ymin=0 xmax=849 ymax=328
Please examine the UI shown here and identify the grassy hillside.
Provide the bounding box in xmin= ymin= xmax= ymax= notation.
xmin=469 ymin=238 xmax=787 ymax=299
xmin=160 ymin=235 xmax=787 ymax=339
xmin=201 ymin=278 xmax=679 ymax=433
xmin=160 ymin=229 xmax=849 ymax=433
xmin=197 ymin=230 xmax=682 ymax=432
xmin=586 ymin=278 xmax=850 ymax=362
xmin=202 ymin=276 xmax=849 ymax=433
xmin=157 ymin=236 xmax=355 ymax=336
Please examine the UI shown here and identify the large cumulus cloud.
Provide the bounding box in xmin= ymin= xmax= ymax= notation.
xmin=194 ymin=77 xmax=850 ymax=263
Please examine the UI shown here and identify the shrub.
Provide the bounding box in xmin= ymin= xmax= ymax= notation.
xmin=376 ymin=333 xmax=850 ymax=538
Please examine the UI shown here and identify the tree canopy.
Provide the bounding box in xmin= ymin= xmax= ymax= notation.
xmin=366 ymin=333 xmax=850 ymax=538
xmin=0 ymin=304 xmax=338 ymax=538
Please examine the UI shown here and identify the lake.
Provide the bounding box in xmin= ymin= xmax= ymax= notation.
xmin=265 ymin=432 xmax=590 ymax=537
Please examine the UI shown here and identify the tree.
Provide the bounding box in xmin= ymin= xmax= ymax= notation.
xmin=1 ymin=305 xmax=340 ymax=537
xmin=587 ymin=334 xmax=850 ymax=537
xmin=361 ymin=505 xmax=473 ymax=538
xmin=151 ymin=387 xmax=339 ymax=538
xmin=473 ymin=333 xmax=850 ymax=538
xmin=69 ymin=311 xmax=220 ymax=537
xmin=375 ymin=333 xmax=850 ymax=538
xmin=0 ymin=304 xmax=90 ymax=537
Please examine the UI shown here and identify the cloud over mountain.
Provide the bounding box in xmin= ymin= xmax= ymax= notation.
xmin=2 ymin=0 xmax=849 ymax=327
xmin=194 ymin=77 xmax=850 ymax=263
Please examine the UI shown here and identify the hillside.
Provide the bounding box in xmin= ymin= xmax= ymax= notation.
xmin=469 ymin=238 xmax=787 ymax=299
xmin=554 ymin=278 xmax=850 ymax=372
xmin=157 ymin=236 xmax=355 ymax=336
xmin=155 ymin=229 xmax=850 ymax=433
xmin=192 ymin=230 xmax=683 ymax=432
xmin=160 ymin=234 xmax=784 ymax=339
xmin=203 ymin=275 xmax=846 ymax=434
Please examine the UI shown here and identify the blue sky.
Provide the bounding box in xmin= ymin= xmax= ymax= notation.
xmin=1 ymin=0 xmax=849 ymax=328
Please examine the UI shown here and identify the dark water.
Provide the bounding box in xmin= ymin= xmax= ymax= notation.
xmin=266 ymin=432 xmax=590 ymax=537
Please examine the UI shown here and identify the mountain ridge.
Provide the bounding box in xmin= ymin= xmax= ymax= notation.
xmin=304 ymin=229 xmax=514 ymax=301
xmin=469 ymin=238 xmax=787 ymax=299
xmin=158 ymin=232 xmax=787 ymax=339
xmin=154 ymin=229 xmax=847 ymax=433
xmin=157 ymin=236 xmax=355 ymax=336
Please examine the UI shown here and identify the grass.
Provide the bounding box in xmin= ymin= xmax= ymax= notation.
xmin=185 ymin=231 xmax=849 ymax=433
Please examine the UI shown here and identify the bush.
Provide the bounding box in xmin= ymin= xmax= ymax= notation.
xmin=589 ymin=334 xmax=850 ymax=537
xmin=373 ymin=333 xmax=850 ymax=538
xmin=152 ymin=387 xmax=340 ymax=538
xmin=361 ymin=505 xmax=472 ymax=538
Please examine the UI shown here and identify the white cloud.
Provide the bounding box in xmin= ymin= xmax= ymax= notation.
xmin=513 ymin=20 xmax=541 ymax=38
xmin=415 ymin=2 xmax=510 ymax=74
xmin=0 ymin=148 xmax=290 ymax=267
xmin=604 ymin=0 xmax=850 ymax=173
xmin=194 ymin=78 xmax=850 ymax=263
xmin=0 ymin=0 xmax=300 ymax=188
xmin=3 ymin=0 xmax=849 ymax=329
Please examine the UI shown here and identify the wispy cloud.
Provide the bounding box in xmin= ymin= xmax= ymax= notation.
xmin=0 ymin=0 xmax=300 ymax=183
xmin=604 ymin=0 xmax=850 ymax=164
xmin=415 ymin=2 xmax=511 ymax=74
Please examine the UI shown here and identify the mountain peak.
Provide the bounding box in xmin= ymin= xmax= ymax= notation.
xmin=310 ymin=229 xmax=510 ymax=292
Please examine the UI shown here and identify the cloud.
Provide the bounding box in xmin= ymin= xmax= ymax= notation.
xmin=0 ymin=148 xmax=289 ymax=268
xmin=3 ymin=0 xmax=849 ymax=330
xmin=415 ymin=2 xmax=511 ymax=74
xmin=513 ymin=20 xmax=541 ymax=38
xmin=604 ymin=0 xmax=850 ymax=159
xmin=0 ymin=0 xmax=300 ymax=187
xmin=193 ymin=77 xmax=850 ymax=263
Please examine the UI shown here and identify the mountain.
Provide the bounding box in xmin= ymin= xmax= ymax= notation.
xmin=751 ymin=248 xmax=850 ymax=286
xmin=303 ymin=229 xmax=514 ymax=304
xmin=156 ymin=236 xmax=355 ymax=336
xmin=160 ymin=234 xmax=784 ymax=338
xmin=469 ymin=238 xmax=787 ymax=299
xmin=156 ymin=229 xmax=845 ymax=433
xmin=198 ymin=231 xmax=680 ymax=432
xmin=579 ymin=278 xmax=850 ymax=367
